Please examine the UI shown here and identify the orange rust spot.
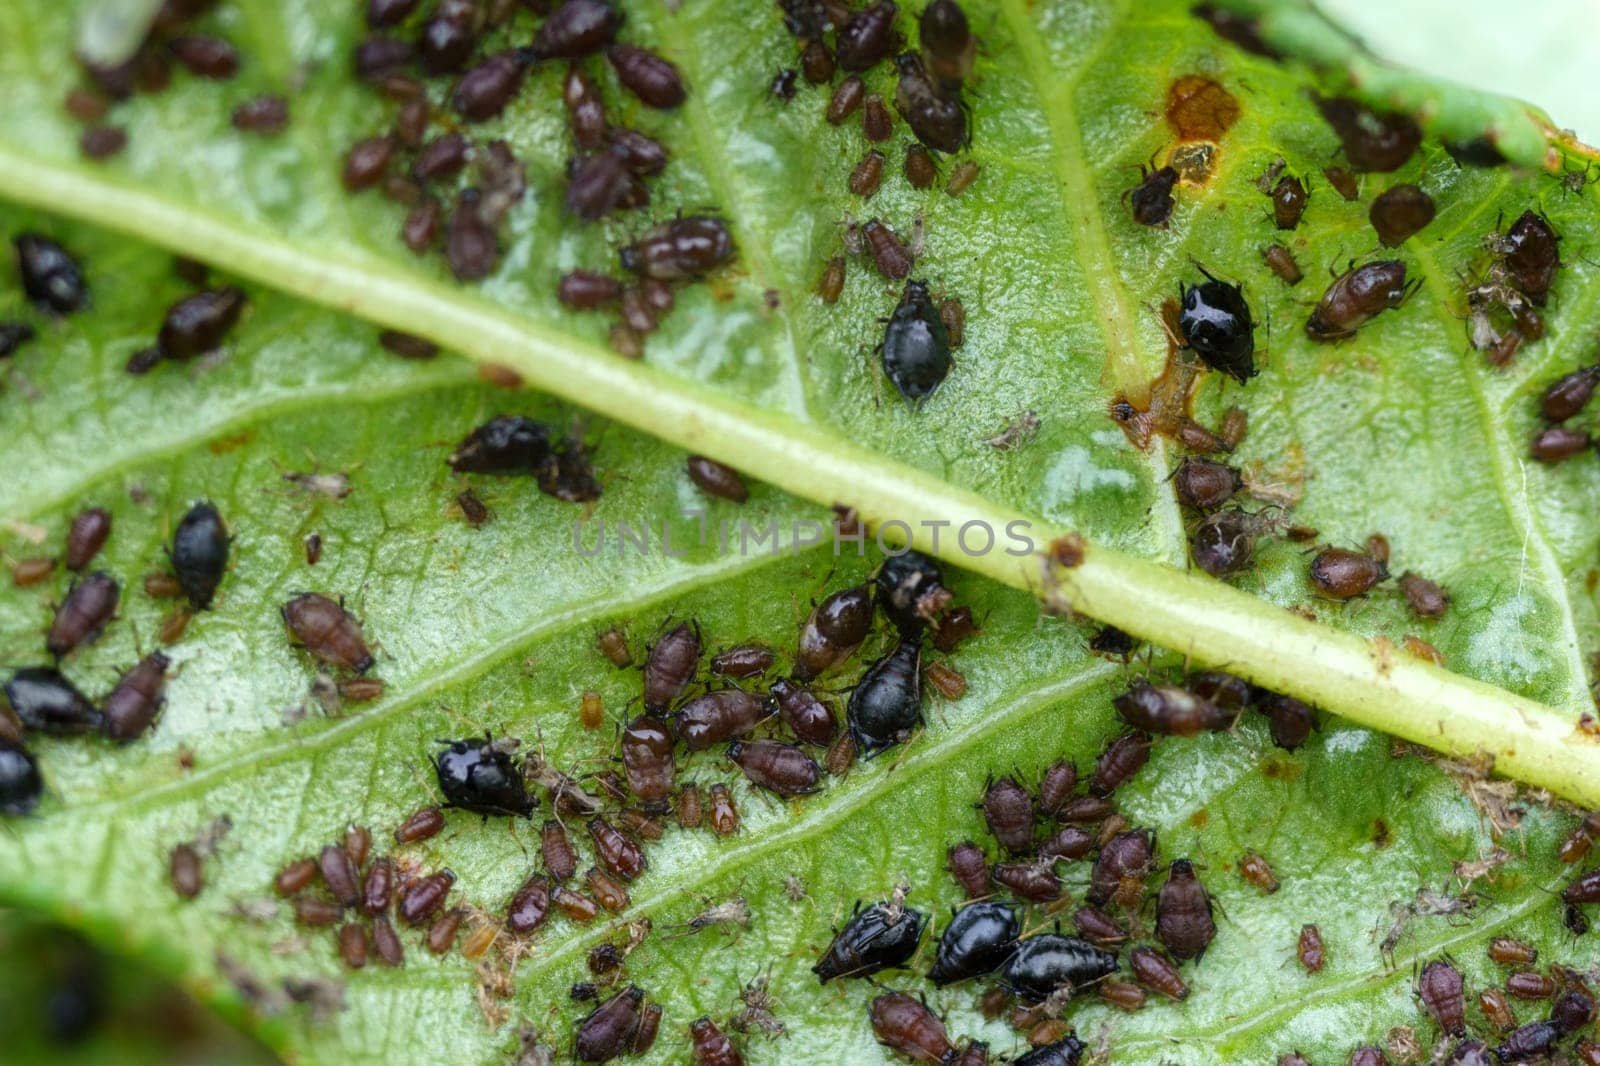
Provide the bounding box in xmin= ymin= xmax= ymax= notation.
xmin=207 ymin=430 xmax=254 ymax=454
xmin=1166 ymin=76 xmax=1240 ymax=142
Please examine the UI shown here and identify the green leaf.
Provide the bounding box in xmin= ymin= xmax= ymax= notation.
xmin=2 ymin=2 xmax=1599 ymax=1065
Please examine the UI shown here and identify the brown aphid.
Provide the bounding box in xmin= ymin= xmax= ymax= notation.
xmin=644 ymin=621 xmax=699 ymax=712
xmin=686 ymin=456 xmax=749 ymax=503
xmin=1099 ymin=979 xmax=1146 ymax=1012
xmin=675 ymin=783 xmax=703 ymax=829
xmin=426 ymin=908 xmax=463 ymax=954
xmin=232 ymin=94 xmax=289 ymax=134
xmin=295 ymin=896 xmax=342 ymax=926
xmin=11 ymin=558 xmax=55 ymax=588
xmin=1540 ymin=365 xmax=1600 ymax=422
xmin=451 ymin=51 xmax=527 ymax=122
xmin=1306 ymin=260 xmax=1412 ymax=341
xmin=800 ymin=40 xmax=835 ymax=84
xmin=361 ymin=857 xmax=393 ymax=916
xmin=528 ymin=0 xmax=623 ymax=59
xmin=1091 ymin=732 xmax=1152 ymax=797
xmin=947 ymin=841 xmax=989 ymax=898
xmin=538 ymin=820 xmax=578 ymax=883
xmin=1073 ymin=906 xmax=1129 ymax=949
xmin=507 ymin=874 xmax=551 ymax=935
xmin=707 ymin=783 xmax=740 ymax=835
xmin=850 ymin=150 xmax=886 ymax=198
xmin=1369 ymin=184 xmax=1436 ymax=247
xmin=586 ymin=867 xmax=630 ymax=912
xmin=905 ymin=144 xmax=937 ymax=189
xmin=1322 ymin=165 xmax=1358 ymax=200
xmin=335 ymin=922 xmax=368 ymax=970
xmin=398 ymin=869 xmax=455 ymax=925
xmin=1316 ymin=97 xmax=1421 ymax=172
xmin=827 ymin=75 xmax=866 ymax=124
xmin=689 ymin=1016 xmax=744 ymax=1066
xmin=926 ymin=662 xmax=966 ymax=699
xmin=402 ymin=198 xmax=441 ymax=253
xmin=553 ymin=886 xmax=599 ymax=924
xmin=1506 ymin=971 xmax=1557 ymax=1000
xmin=597 ymin=626 xmax=632 ymax=668
xmin=169 ymin=35 xmax=239 ymax=79
xmin=1419 ymin=959 xmax=1467 ymax=1034
xmin=795 ymin=584 xmax=873 ymax=681
xmin=1279 ymin=1056 xmax=1311 ymax=1066
xmin=982 ymin=775 xmax=1035 ymax=855
xmin=1478 ymin=988 xmax=1515 ymax=1031
xmin=993 ymin=861 xmax=1061 ymax=902
xmin=103 ymin=650 xmax=171 ymax=742
xmin=348 ymin=825 xmax=374 ymax=867
xmin=302 ymin=531 xmax=324 ymax=565
xmin=1089 ymin=828 xmax=1154 ymax=906
xmin=46 ymin=570 xmax=118 ymax=657
xmin=1558 ymin=813 xmax=1600 ymax=864
xmin=1271 ymin=174 xmax=1307 ymax=230
xmin=770 ymin=679 xmax=839 ymax=747
xmin=607 ymin=44 xmax=685 ymax=109
xmin=1034 ymin=760 xmax=1078 ymax=816
xmin=1493 ymin=211 xmax=1561 ymax=305
xmin=858 ymin=95 xmax=893 ymax=143
xmin=170 ymin=842 xmax=204 ymax=899
xmin=343 ymin=135 xmax=395 ymax=191
xmin=1259 ymin=692 xmax=1316 ymax=749
xmin=64 ymin=508 xmax=111 ymax=571
xmin=729 ymin=740 xmax=821 ymax=796
xmin=678 ymin=689 xmax=769 ymax=750
xmin=1157 ymin=859 xmax=1216 ymax=960
xmin=395 ymin=806 xmax=444 ymax=844
xmin=862 ymin=218 xmax=913 ymax=279
xmin=940 ymin=297 xmax=965 ymax=349
xmin=1483 ymin=940 xmax=1538 ymax=973
xmin=1531 ymin=425 xmax=1590 ymax=462
xmin=1297 ymin=923 xmax=1325 ymax=973
xmin=562 ymin=66 xmax=607 ymax=151
xmin=1041 ymin=826 xmax=1097 ymax=863
xmin=837 ymin=0 xmax=900 ymax=70
xmin=588 ymin=817 xmax=646 ymax=880
xmin=1238 ymin=851 xmax=1279 ymax=893
xmin=1128 ymin=164 xmax=1179 ymax=227
xmin=576 ymin=986 xmax=646 ymax=1061
xmin=1349 ymin=1047 xmax=1389 ymax=1066
xmin=710 ymin=645 xmax=774 ymax=679
xmin=618 ymin=809 xmax=664 ymax=841
xmin=1262 ymin=243 xmax=1303 ymax=286
xmin=1114 ymin=682 xmax=1234 ymax=737
xmin=370 ymin=915 xmax=403 ymax=966
xmin=1398 ymin=572 xmax=1449 ymax=619
xmin=632 ymin=1003 xmax=663 ymax=1054
xmin=1057 ymin=795 xmax=1115 ymax=825
xmin=941 ymin=162 xmax=978 ymax=198
xmin=445 ymin=188 xmax=500 ymax=280
xmin=319 ymin=844 xmax=361 ymax=907
xmin=276 ymin=858 xmax=318 ymax=897
xmin=870 ymin=992 xmax=954 ymax=1064
xmin=817 ymin=256 xmax=846 ymax=304
xmin=1309 ymin=547 xmax=1388 ymax=599
xmin=620 ymin=714 xmax=675 ymax=810
xmin=1367 ymin=533 xmax=1390 ymax=566
xmin=281 ymin=593 xmax=373 ymax=673
xmin=559 ymin=270 xmax=623 ymax=311
xmin=1129 ymin=945 xmax=1189 ymax=1000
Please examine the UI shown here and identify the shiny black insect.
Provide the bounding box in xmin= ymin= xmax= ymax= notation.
xmin=920 ymin=0 xmax=974 ymax=88
xmin=15 ymin=233 xmax=89 ymax=314
xmin=449 ymin=416 xmax=552 ymax=475
xmin=1179 ymin=268 xmax=1256 ymax=382
xmin=848 ymin=640 xmax=924 ymax=755
xmin=434 ymin=737 xmax=536 ymax=817
xmin=1306 ymin=260 xmax=1413 ymax=340
xmin=999 ymin=934 xmax=1118 ymax=1002
xmin=928 ymin=901 xmax=1020 ymax=985
xmin=170 ymin=500 xmax=229 ymax=610
xmin=1128 ymin=165 xmax=1178 ymax=227
xmin=881 ymin=280 xmax=952 ymax=404
xmin=894 ymin=53 xmax=966 ymax=153
xmin=4 ymin=668 xmax=101 ymax=735
xmin=0 ymin=739 xmax=42 ymax=816
xmin=1496 ymin=210 xmax=1561 ymax=305
xmin=812 ymin=900 xmax=927 ymax=982
xmin=158 ymin=288 xmax=247 ymax=361
xmin=1015 ymin=1036 xmax=1087 ymax=1066
xmin=529 ymin=0 xmax=624 ymax=60
xmin=836 ymin=1 xmax=900 ymax=72
xmin=877 ymin=550 xmax=948 ymax=634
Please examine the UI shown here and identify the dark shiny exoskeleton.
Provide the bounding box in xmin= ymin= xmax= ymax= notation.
xmin=1014 ymin=1035 xmax=1086 ymax=1066
xmin=1179 ymin=269 xmax=1256 ymax=382
xmin=620 ymin=715 xmax=675 ymax=811
xmin=1309 ymin=547 xmax=1387 ymax=599
xmin=812 ymin=901 xmax=926 ymax=981
xmin=0 ymin=740 xmax=43 ymax=815
xmin=434 ymin=737 xmax=536 ymax=817
xmin=1155 ymin=859 xmax=1215 ymax=960
xmin=644 ymin=622 xmax=699 ymax=712
xmin=882 ymin=280 xmax=952 ymax=404
xmin=1496 ymin=1022 xmax=1562 ymax=1062
xmin=1315 ymin=97 xmax=1422 ymax=172
xmin=1497 ymin=210 xmax=1561 ymax=305
xmin=170 ymin=500 xmax=229 ymax=610
xmin=15 ymin=234 xmax=90 ymax=314
xmin=1257 ymin=691 xmax=1316 ymax=749
xmin=1306 ymin=260 xmax=1411 ymax=340
xmin=688 ymin=1015 xmax=744 ymax=1066
xmin=1419 ymin=959 xmax=1467 ymax=1034
xmin=1090 ymin=732 xmax=1152 ymax=796
xmin=847 ymin=639 xmax=922 ymax=755
xmin=1369 ymin=184 xmax=1435 ymax=247
xmin=529 ymin=0 xmax=624 ymax=60
xmin=837 ymin=1 xmax=899 ymax=71
xmin=158 ymin=288 xmax=246 ymax=360
xmin=728 ymin=739 xmax=821 ymax=795
xmin=1271 ymin=175 xmax=1306 ymax=230
xmin=981 ymin=775 xmax=1034 ymax=854
xmin=677 ymin=689 xmax=769 ymax=750
xmin=1114 ymin=682 xmax=1234 ymax=736
xmin=282 ymin=592 xmax=373 ymax=672
xmin=928 ymin=901 xmax=1020 ymax=985
xmin=877 ymin=550 xmax=946 ymax=634
xmin=1088 ymin=828 xmax=1154 ymax=905
xmin=999 ymin=934 xmax=1118 ymax=1002
xmin=607 ymin=45 xmax=685 ymax=109
xmin=103 ymin=651 xmax=171 ymax=742
xmin=4 ymin=668 xmax=101 ymax=735
xmin=869 ymin=992 xmax=954 ymax=1064
xmin=1173 ymin=457 xmax=1242 ymax=511
xmin=450 ymin=417 xmax=553 ymax=475
xmin=894 ymin=53 xmax=966 ymax=153
xmin=1129 ymin=945 xmax=1189 ymax=1000
xmin=1129 ymin=165 xmax=1178 ymax=227
xmin=621 ymin=217 xmax=732 ymax=280
xmin=588 ymin=816 xmax=646 ymax=880
xmin=770 ymin=679 xmax=839 ymax=746
xmin=575 ymin=985 xmax=644 ymax=1062
xmin=920 ymin=0 xmax=974 ymax=88
xmin=1191 ymin=508 xmax=1260 ymax=576
xmin=64 ymin=508 xmax=112 ymax=572
xmin=48 ymin=571 xmax=119 ymax=657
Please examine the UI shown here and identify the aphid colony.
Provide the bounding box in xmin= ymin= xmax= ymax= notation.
xmin=1405 ymin=953 xmax=1600 ymax=1065
xmin=2 ymin=497 xmax=233 ymax=817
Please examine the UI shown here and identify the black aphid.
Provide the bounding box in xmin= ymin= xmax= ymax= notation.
xmin=882 ymin=279 xmax=952 ymax=404
xmin=170 ymin=500 xmax=229 ymax=610
xmin=928 ymin=901 xmax=1020 ymax=985
xmin=847 ymin=640 xmax=923 ymax=755
xmin=434 ymin=737 xmax=536 ymax=817
xmin=999 ymin=934 xmax=1118 ymax=1002
xmin=1179 ymin=268 xmax=1256 ymax=382
xmin=812 ymin=900 xmax=926 ymax=982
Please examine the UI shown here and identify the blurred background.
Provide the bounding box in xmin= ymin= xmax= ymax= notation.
xmin=4 ymin=2 xmax=1596 ymax=1064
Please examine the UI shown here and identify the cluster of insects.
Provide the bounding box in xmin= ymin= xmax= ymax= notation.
xmin=449 ymin=412 xmax=603 ymax=505
xmin=63 ymin=0 xmax=288 ymax=160
xmin=1402 ymin=952 xmax=1600 ymax=1065
xmin=1466 ymin=211 xmax=1563 ymax=367
xmin=2 ymin=495 xmax=231 ymax=816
